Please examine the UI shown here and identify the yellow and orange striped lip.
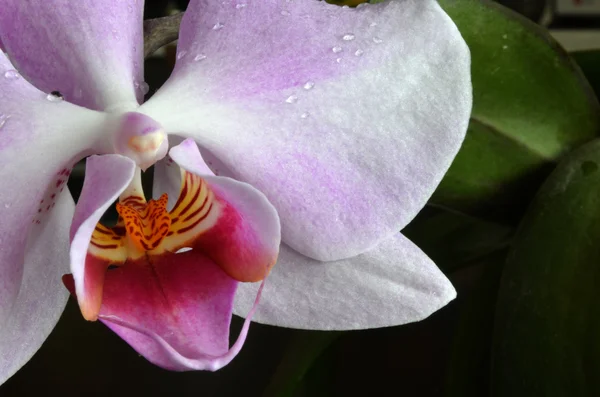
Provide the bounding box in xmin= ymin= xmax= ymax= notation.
xmin=89 ymin=169 xmax=219 ymax=263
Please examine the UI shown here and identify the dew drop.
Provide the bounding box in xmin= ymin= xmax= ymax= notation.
xmin=46 ymin=91 xmax=64 ymax=102
xmin=303 ymin=81 xmax=315 ymax=90
xmin=0 ymin=114 xmax=10 ymax=129
xmin=285 ymin=95 xmax=298 ymax=104
xmin=332 ymin=46 xmax=343 ymax=53
xmin=236 ymin=3 xmax=246 ymax=8
xmin=502 ymin=45 xmax=508 ymax=50
xmin=281 ymin=10 xmax=291 ymax=16
xmin=213 ymin=22 xmax=225 ymax=30
xmin=336 ymin=57 xmax=342 ymax=63
xmin=355 ymin=49 xmax=364 ymax=57
xmin=342 ymin=34 xmax=355 ymax=41
xmin=176 ymin=50 xmax=187 ymax=60
xmin=301 ymin=112 xmax=310 ymax=119
xmin=3 ymin=70 xmax=20 ymax=80
xmin=372 ymin=37 xmax=383 ymax=44
xmin=139 ymin=81 xmax=150 ymax=95
xmin=194 ymin=53 xmax=207 ymax=62
xmin=369 ymin=22 xmax=377 ymax=27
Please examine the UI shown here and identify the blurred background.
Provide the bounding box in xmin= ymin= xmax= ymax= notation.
xmin=2 ymin=1 xmax=600 ymax=396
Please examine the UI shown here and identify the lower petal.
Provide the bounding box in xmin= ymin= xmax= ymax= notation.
xmin=0 ymin=191 xmax=73 ymax=384
xmin=233 ymin=233 xmax=456 ymax=330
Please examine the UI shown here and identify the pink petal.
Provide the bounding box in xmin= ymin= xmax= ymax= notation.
xmin=234 ymin=233 xmax=456 ymax=330
xmin=168 ymin=139 xmax=281 ymax=282
xmin=140 ymin=0 xmax=472 ymax=261
xmin=69 ymin=155 xmax=137 ymax=321
xmin=0 ymin=52 xmax=114 ymax=384
xmin=0 ymin=0 xmax=144 ymax=111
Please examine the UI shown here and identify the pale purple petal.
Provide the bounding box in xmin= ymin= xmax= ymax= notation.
xmin=0 ymin=0 xmax=144 ymax=111
xmin=0 ymin=191 xmax=73 ymax=384
xmin=233 ymin=234 xmax=456 ymax=330
xmin=69 ymin=155 xmax=136 ymax=321
xmin=141 ymin=0 xmax=472 ymax=261
xmin=0 ymin=52 xmax=112 ymax=384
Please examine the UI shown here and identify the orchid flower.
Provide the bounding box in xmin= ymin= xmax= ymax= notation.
xmin=0 ymin=0 xmax=471 ymax=384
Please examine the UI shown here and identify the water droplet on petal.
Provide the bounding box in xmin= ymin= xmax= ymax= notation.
xmin=303 ymin=81 xmax=315 ymax=90
xmin=336 ymin=58 xmax=342 ymax=63
xmin=194 ymin=53 xmax=207 ymax=62
xmin=4 ymin=70 xmax=20 ymax=80
xmin=46 ymin=91 xmax=64 ymax=102
xmin=369 ymin=22 xmax=378 ymax=27
xmin=281 ymin=10 xmax=291 ymax=16
xmin=285 ymin=95 xmax=298 ymax=104
xmin=213 ymin=22 xmax=225 ymax=30
xmin=372 ymin=37 xmax=383 ymax=44
xmin=0 ymin=114 xmax=10 ymax=129
xmin=301 ymin=112 xmax=310 ymax=119
xmin=176 ymin=50 xmax=187 ymax=60
xmin=343 ymin=34 xmax=355 ymax=41
xmin=139 ymin=81 xmax=150 ymax=95
xmin=236 ymin=3 xmax=246 ymax=8
xmin=332 ymin=46 xmax=343 ymax=53
xmin=355 ymin=49 xmax=364 ymax=57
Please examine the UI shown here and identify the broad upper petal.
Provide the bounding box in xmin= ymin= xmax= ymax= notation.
xmin=0 ymin=0 xmax=144 ymax=111
xmin=65 ymin=250 xmax=264 ymax=371
xmin=69 ymin=155 xmax=137 ymax=321
xmin=140 ymin=0 xmax=472 ymax=261
xmin=168 ymin=139 xmax=281 ymax=282
xmin=0 ymin=52 xmax=112 ymax=384
xmin=233 ymin=233 xmax=456 ymax=330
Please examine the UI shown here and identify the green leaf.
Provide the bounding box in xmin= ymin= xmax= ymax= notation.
xmin=262 ymin=331 xmax=340 ymax=397
xmin=443 ymin=251 xmax=506 ymax=397
xmin=432 ymin=0 xmax=600 ymax=222
xmin=492 ymin=139 xmax=600 ymax=396
xmin=572 ymin=50 xmax=600 ymax=100
xmin=403 ymin=205 xmax=512 ymax=273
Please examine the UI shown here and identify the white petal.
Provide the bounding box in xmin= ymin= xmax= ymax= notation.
xmin=233 ymin=233 xmax=456 ymax=330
